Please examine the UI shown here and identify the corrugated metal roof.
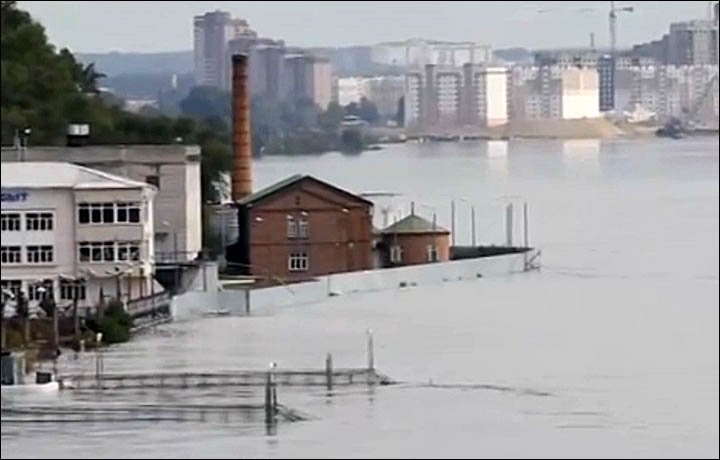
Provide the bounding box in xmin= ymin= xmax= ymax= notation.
xmin=381 ymin=214 xmax=449 ymax=235
xmin=0 ymin=161 xmax=153 ymax=190
xmin=237 ymin=174 xmax=373 ymax=207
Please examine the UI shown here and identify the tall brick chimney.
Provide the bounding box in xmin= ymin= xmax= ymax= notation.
xmin=231 ymin=54 xmax=252 ymax=202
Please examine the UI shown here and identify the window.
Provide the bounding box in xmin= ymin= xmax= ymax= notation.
xmin=1 ymin=213 xmax=21 ymax=232
xmin=298 ymin=219 xmax=309 ymax=238
xmin=78 ymin=204 xmax=90 ymax=224
xmin=91 ymin=203 xmax=103 ymax=223
xmin=103 ymin=241 xmax=115 ymax=262
xmin=118 ymin=242 xmax=141 ymax=261
xmin=79 ymin=242 xmax=114 ymax=263
xmin=117 ymin=202 xmax=141 ymax=223
xmin=60 ymin=280 xmax=86 ymax=301
xmin=25 ymin=212 xmax=54 ymax=231
xmin=102 ymin=203 xmax=115 ymax=223
xmin=390 ymin=245 xmax=403 ymax=264
xmin=28 ymin=280 xmax=53 ymax=301
xmin=287 ymin=217 xmax=297 ymax=238
xmin=288 ymin=252 xmax=309 ymax=272
xmin=26 ymin=245 xmax=54 ymax=264
xmin=91 ymin=242 xmax=103 ymax=262
xmin=1 ymin=246 xmax=22 ymax=264
xmin=79 ymin=242 xmax=91 ymax=262
xmin=78 ymin=202 xmax=140 ymax=224
xmin=427 ymin=245 xmax=439 ymax=262
xmin=1 ymin=280 xmax=22 ymax=299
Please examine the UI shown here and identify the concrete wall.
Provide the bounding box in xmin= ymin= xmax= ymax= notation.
xmin=170 ymin=251 xmax=532 ymax=320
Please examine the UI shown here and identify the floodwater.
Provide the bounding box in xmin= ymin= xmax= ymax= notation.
xmin=2 ymin=137 xmax=718 ymax=459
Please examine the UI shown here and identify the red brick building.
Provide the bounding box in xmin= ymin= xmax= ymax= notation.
xmin=379 ymin=213 xmax=451 ymax=267
xmin=227 ymin=175 xmax=374 ymax=281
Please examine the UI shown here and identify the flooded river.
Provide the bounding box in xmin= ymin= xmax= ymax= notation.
xmin=2 ymin=137 xmax=718 ymax=458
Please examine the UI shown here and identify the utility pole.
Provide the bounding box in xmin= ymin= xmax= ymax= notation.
xmin=471 ymin=206 xmax=476 ymax=247
xmin=73 ymin=285 xmax=80 ymax=351
xmin=451 ymin=201 xmax=456 ymax=247
xmin=523 ymin=202 xmax=529 ymax=248
xmin=505 ymin=203 xmax=514 ymax=247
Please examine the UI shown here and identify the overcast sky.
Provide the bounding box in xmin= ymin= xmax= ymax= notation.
xmin=20 ymin=1 xmax=713 ymax=53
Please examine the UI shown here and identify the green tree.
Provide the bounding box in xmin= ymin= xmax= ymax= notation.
xmin=179 ymin=86 xmax=231 ymax=119
xmin=318 ymin=101 xmax=344 ymax=132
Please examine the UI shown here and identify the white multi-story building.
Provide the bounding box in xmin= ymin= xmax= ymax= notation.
xmin=1 ymin=144 xmax=202 ymax=262
xmin=511 ymin=65 xmax=599 ymax=120
xmin=1 ymin=162 xmax=157 ymax=313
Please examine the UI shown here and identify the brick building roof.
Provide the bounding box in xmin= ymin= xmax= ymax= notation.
xmin=381 ymin=214 xmax=449 ymax=235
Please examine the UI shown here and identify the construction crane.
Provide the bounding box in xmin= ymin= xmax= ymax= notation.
xmin=658 ymin=72 xmax=719 ymax=138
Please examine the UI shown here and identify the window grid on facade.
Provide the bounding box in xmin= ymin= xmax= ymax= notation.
xmin=1 ymin=213 xmax=21 ymax=232
xmin=60 ymin=280 xmax=86 ymax=301
xmin=28 ymin=280 xmax=53 ymax=301
xmin=79 ymin=241 xmax=140 ymax=263
xmin=1 ymin=246 xmax=22 ymax=264
xmin=390 ymin=245 xmax=403 ymax=263
xmin=288 ymin=252 xmax=309 ymax=272
xmin=1 ymin=280 xmax=22 ymax=298
xmin=78 ymin=202 xmax=141 ymax=225
xmin=25 ymin=212 xmax=54 ymax=231
xmin=26 ymin=245 xmax=54 ymax=264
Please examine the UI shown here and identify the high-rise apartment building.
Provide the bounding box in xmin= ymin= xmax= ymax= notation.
xmin=282 ymin=54 xmax=334 ymax=109
xmin=404 ymin=64 xmax=510 ymax=130
xmin=193 ymin=11 xmax=257 ymax=89
xmin=667 ymin=20 xmax=718 ymax=66
xmin=511 ymin=65 xmax=599 ymax=120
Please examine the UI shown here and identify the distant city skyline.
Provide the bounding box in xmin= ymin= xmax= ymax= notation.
xmin=20 ymin=1 xmax=713 ymax=53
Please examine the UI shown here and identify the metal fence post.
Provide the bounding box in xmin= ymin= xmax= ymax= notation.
xmin=366 ymin=329 xmax=374 ymax=372
xmin=325 ymin=353 xmax=333 ymax=391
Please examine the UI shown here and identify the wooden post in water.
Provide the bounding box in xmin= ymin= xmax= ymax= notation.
xmin=505 ymin=203 xmax=514 ymax=247
xmin=271 ymin=362 xmax=278 ymax=413
xmin=264 ymin=366 xmax=273 ymax=424
xmin=366 ymin=329 xmax=375 ymax=372
xmin=523 ymin=202 xmax=529 ymax=248
xmin=325 ymin=353 xmax=333 ymax=391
